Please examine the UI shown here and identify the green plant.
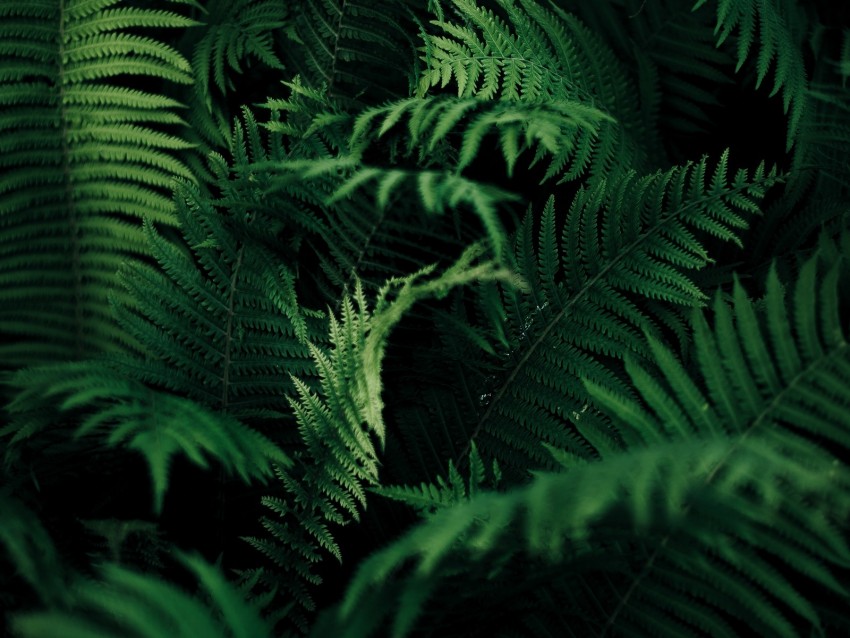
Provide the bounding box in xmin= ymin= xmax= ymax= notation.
xmin=2 ymin=0 xmax=849 ymax=636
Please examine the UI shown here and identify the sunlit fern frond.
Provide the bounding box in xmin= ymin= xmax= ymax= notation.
xmin=244 ymin=246 xmax=516 ymax=632
xmin=417 ymin=0 xmax=652 ymax=180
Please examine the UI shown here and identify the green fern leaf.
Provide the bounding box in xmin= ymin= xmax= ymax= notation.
xmin=0 ymin=0 xmax=197 ymax=368
xmin=247 ymin=244 xmax=516 ymax=630
xmin=5 ymin=361 xmax=290 ymax=514
xmin=693 ymin=0 xmax=808 ymax=148
xmin=284 ymin=0 xmax=419 ymax=104
xmin=317 ymin=437 xmax=850 ymax=637
xmin=0 ymin=493 xmax=70 ymax=608
xmin=418 ymin=0 xmax=651 ymax=179
xmin=12 ymin=553 xmax=271 ymax=638
xmin=440 ymin=152 xmax=779 ymax=477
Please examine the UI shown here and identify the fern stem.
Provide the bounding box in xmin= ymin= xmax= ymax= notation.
xmin=326 ymin=0 xmax=347 ymax=98
xmin=216 ymin=244 xmax=244 ymax=550
xmin=57 ymin=0 xmax=85 ymax=359
xmin=336 ymin=203 xmax=387 ymax=312
xmin=220 ymin=245 xmax=244 ymax=412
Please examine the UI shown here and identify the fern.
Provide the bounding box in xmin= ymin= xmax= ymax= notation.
xmin=192 ymin=0 xmax=286 ymax=105
xmin=283 ymin=0 xmax=420 ymax=104
xmin=0 ymin=493 xmax=70 ymax=609
xmin=351 ymin=94 xmax=612 ymax=181
xmin=316 ymin=238 xmax=850 ymax=637
xmin=618 ymin=0 xmax=734 ymax=142
xmin=4 ymin=361 xmax=290 ymax=514
xmin=257 ymin=85 xmax=522 ymax=275
xmin=373 ymin=442 xmax=501 ymax=518
xmin=317 ymin=437 xmax=850 ymax=637
xmin=12 ymin=553 xmax=271 ymax=638
xmin=181 ymin=0 xmax=288 ymax=151
xmin=2 ymin=0 xmax=849 ymax=636
xmin=401 ymin=152 xmax=779 ymax=480
xmin=3 ymin=117 xmax=321 ymax=512
xmin=109 ymin=146 xmax=321 ymax=416
xmin=0 ymin=0 xmax=197 ymax=368
xmin=417 ymin=0 xmax=652 ymax=179
xmin=245 ymin=245 xmax=517 ymax=631
xmin=693 ymin=0 xmax=808 ymax=149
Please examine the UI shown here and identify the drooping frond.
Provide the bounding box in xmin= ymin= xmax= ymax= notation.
xmin=290 ymin=158 xmax=520 ymax=257
xmin=0 ymin=493 xmax=69 ymax=609
xmin=350 ymin=94 xmax=612 ymax=181
xmin=257 ymin=86 xmax=524 ymax=273
xmin=4 ymin=361 xmax=291 ymax=514
xmin=693 ymin=0 xmax=808 ymax=148
xmin=245 ymin=245 xmax=517 ymax=631
xmin=316 ymin=437 xmax=850 ymax=637
xmin=257 ymin=81 xmax=465 ymax=301
xmin=417 ymin=0 xmax=653 ymax=179
xmin=0 ymin=0 xmax=197 ymax=368
xmin=12 ymin=553 xmax=272 ymax=638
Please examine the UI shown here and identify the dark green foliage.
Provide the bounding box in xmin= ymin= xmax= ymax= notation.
xmin=2 ymin=0 xmax=849 ymax=637
xmin=4 ymin=361 xmax=292 ymax=513
xmin=0 ymin=0 xmax=196 ymax=367
xmin=244 ymin=246 xmax=513 ymax=630
xmin=281 ymin=0 xmax=421 ymax=104
xmin=315 ymin=238 xmax=850 ymax=637
xmin=12 ymin=553 xmax=271 ymax=638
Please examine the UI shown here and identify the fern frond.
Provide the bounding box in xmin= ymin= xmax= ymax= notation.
xmin=192 ymin=0 xmax=286 ymax=103
xmin=581 ymin=234 xmax=850 ymax=635
xmin=110 ymin=170 xmax=320 ymax=419
xmin=5 ymin=361 xmax=291 ymax=514
xmin=373 ymin=442 xmax=501 ymax=517
xmin=12 ymin=553 xmax=271 ymax=638
xmin=351 ymin=95 xmax=612 ymax=181
xmin=445 ymin=152 xmax=780 ymax=477
xmin=248 ymin=87 xmax=484 ymax=310
xmin=417 ymin=0 xmax=651 ymax=179
xmin=0 ymin=0 xmax=197 ymax=368
xmin=592 ymin=233 xmax=850 ymax=452
xmin=332 ymin=164 xmax=520 ymax=257
xmin=283 ymin=0 xmax=420 ymax=104
xmin=246 ymin=245 xmax=517 ymax=631
xmin=181 ymin=0 xmax=288 ymax=151
xmin=3 ymin=114 xmax=326 ymax=513
xmin=0 ymin=493 xmax=70 ymax=608
xmin=261 ymin=153 xmax=520 ymax=260
xmin=617 ymin=0 xmax=733 ymax=138
xmin=317 ymin=437 xmax=850 ymax=637
xmin=693 ymin=0 xmax=808 ymax=148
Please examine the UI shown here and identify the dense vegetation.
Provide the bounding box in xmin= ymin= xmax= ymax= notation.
xmin=2 ymin=0 xmax=850 ymax=636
